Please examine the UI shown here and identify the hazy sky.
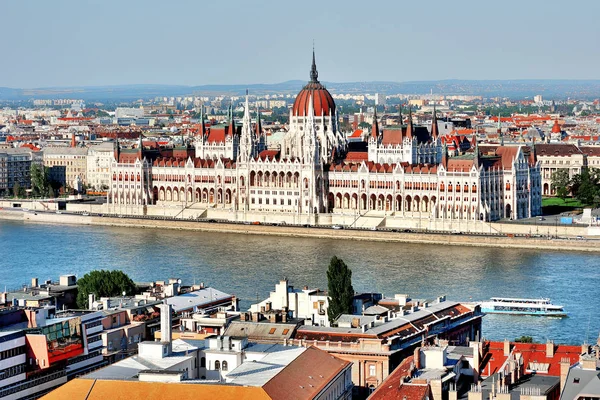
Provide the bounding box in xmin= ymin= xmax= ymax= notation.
xmin=2 ymin=0 xmax=599 ymax=88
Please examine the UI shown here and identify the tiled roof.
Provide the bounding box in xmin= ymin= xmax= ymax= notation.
xmin=40 ymin=379 xmax=271 ymax=400
xmin=369 ymin=355 xmax=433 ymax=400
xmin=262 ymin=346 xmax=351 ymax=400
xmin=579 ymin=146 xmax=600 ymax=157
xmin=535 ymin=144 xmax=582 ymax=156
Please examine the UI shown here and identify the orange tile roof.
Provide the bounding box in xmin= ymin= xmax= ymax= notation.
xmin=263 ymin=347 xmax=351 ymax=400
xmin=370 ymin=355 xmax=432 ymax=400
xmin=350 ymin=129 xmax=363 ymax=138
xmin=41 ymin=379 xmax=271 ymax=400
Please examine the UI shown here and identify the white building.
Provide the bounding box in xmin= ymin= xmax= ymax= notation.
xmin=249 ymin=279 xmax=330 ymax=327
xmin=86 ymin=142 xmax=115 ymax=190
xmin=106 ymin=52 xmax=542 ymax=224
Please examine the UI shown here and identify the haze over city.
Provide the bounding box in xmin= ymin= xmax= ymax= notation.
xmin=3 ymin=0 xmax=600 ymax=88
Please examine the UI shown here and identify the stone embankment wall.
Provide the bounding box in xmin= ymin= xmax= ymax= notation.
xmin=1 ymin=207 xmax=597 ymax=252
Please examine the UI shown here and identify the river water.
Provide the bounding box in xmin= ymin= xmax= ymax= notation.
xmin=1 ymin=220 xmax=598 ymax=345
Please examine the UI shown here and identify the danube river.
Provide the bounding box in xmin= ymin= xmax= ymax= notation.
xmin=1 ymin=220 xmax=598 ymax=345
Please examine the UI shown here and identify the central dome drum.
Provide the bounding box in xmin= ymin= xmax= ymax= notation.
xmin=292 ymin=52 xmax=336 ymax=117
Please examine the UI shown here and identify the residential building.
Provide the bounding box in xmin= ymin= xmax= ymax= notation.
xmin=42 ymin=304 xmax=353 ymax=400
xmin=560 ymin=344 xmax=600 ymax=400
xmin=369 ymin=343 xmax=479 ymax=399
xmin=86 ymin=142 xmax=115 ymax=190
xmin=535 ymin=143 xmax=585 ymax=195
xmin=249 ymin=279 xmax=330 ymax=327
xmin=0 ymin=306 xmax=106 ymax=400
xmin=43 ymin=147 xmax=88 ymax=191
xmin=0 ymin=148 xmax=33 ymax=197
xmin=290 ymin=297 xmax=483 ymax=396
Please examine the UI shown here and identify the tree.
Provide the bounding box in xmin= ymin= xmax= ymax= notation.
xmin=30 ymin=164 xmax=50 ymax=197
xmin=12 ymin=181 xmax=21 ymax=198
xmin=514 ymin=335 xmax=534 ymax=343
xmin=327 ymin=256 xmax=354 ymax=324
xmin=572 ymin=169 xmax=600 ymax=206
xmin=358 ymin=121 xmax=371 ymax=130
xmin=550 ymin=169 xmax=570 ymax=200
xmin=76 ymin=270 xmax=136 ymax=308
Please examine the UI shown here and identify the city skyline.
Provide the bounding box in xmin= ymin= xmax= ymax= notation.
xmin=2 ymin=0 xmax=600 ymax=88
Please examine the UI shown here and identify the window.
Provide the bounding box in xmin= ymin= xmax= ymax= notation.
xmin=369 ymin=364 xmax=376 ymax=376
xmin=215 ymin=360 xmax=220 ymax=370
xmin=222 ymin=361 xmax=228 ymax=371
xmin=201 ymin=357 xmax=205 ymax=368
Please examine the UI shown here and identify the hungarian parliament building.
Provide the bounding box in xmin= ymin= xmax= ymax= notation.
xmin=108 ymin=53 xmax=542 ymax=227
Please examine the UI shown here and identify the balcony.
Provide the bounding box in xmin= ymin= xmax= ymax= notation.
xmin=0 ymin=354 xmax=26 ymax=371
xmin=85 ymin=322 xmax=103 ymax=336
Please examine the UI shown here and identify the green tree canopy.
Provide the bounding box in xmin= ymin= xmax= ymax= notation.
xmin=550 ymin=169 xmax=570 ymax=200
xmin=571 ymin=169 xmax=600 ymax=206
xmin=76 ymin=270 xmax=136 ymax=308
xmin=514 ymin=335 xmax=534 ymax=343
xmin=327 ymin=256 xmax=354 ymax=324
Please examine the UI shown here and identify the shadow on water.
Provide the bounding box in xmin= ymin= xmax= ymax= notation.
xmin=1 ymin=221 xmax=598 ymax=344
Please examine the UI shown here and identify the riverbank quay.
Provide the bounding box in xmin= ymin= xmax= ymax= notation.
xmin=1 ymin=207 xmax=599 ymax=252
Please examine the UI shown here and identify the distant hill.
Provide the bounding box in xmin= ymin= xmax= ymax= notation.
xmin=2 ymin=79 xmax=600 ymax=101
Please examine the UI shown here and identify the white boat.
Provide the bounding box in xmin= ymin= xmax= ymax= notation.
xmin=480 ymin=297 xmax=566 ymax=317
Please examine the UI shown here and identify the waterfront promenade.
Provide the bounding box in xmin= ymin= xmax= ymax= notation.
xmin=1 ymin=207 xmax=598 ymax=252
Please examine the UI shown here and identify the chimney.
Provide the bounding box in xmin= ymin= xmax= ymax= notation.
xmin=546 ymin=340 xmax=555 ymax=358
xmin=414 ymin=347 xmax=421 ymax=370
xmin=265 ymin=301 xmax=272 ymax=312
xmin=71 ymin=132 xmax=76 ymax=148
xmin=503 ymin=339 xmax=511 ymax=357
xmin=581 ymin=354 xmax=597 ymax=371
xmin=160 ymin=303 xmax=173 ymax=355
xmin=88 ymin=293 xmax=95 ymax=310
xmin=31 ymin=278 xmax=38 ymax=288
xmin=581 ymin=343 xmax=589 ymax=355
xmin=559 ymin=358 xmax=570 ymax=393
xmin=470 ymin=342 xmax=481 ymax=378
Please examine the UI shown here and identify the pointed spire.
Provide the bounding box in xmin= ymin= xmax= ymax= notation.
xmin=406 ymin=107 xmax=413 ymax=138
xmin=200 ymin=104 xmax=206 ymax=136
xmin=442 ymin=144 xmax=448 ymax=168
xmin=398 ymin=104 xmax=403 ymax=126
xmin=137 ymin=134 xmax=143 ymax=159
xmin=255 ymin=102 xmax=262 ymax=136
xmin=310 ymin=45 xmax=319 ymax=83
xmin=228 ymin=100 xmax=235 ymax=136
xmin=371 ymin=107 xmax=379 ymax=139
xmin=431 ymin=105 xmax=439 ymax=139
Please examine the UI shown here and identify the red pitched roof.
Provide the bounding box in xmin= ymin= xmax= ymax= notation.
xmin=262 ymin=347 xmax=351 ymax=400
xmin=350 ymin=129 xmax=363 ymax=138
xmin=344 ymin=152 xmax=369 ymax=162
xmin=370 ymin=356 xmax=432 ymax=400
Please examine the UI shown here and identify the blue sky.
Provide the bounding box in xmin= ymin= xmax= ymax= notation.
xmin=2 ymin=0 xmax=599 ymax=88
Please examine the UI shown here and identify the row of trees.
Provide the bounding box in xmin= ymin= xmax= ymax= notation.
xmin=551 ymin=168 xmax=600 ymax=206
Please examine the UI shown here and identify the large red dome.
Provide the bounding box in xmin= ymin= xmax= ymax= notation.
xmin=292 ymin=52 xmax=336 ymax=117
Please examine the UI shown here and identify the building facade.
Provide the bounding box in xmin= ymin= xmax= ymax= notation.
xmin=0 ymin=149 xmax=33 ymax=197
xmin=43 ymin=147 xmax=88 ymax=192
xmin=86 ymin=142 xmax=115 ymax=190
xmin=108 ymin=54 xmax=542 ymax=223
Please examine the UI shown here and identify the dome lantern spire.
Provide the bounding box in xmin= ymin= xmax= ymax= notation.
xmin=310 ymin=45 xmax=319 ymax=83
